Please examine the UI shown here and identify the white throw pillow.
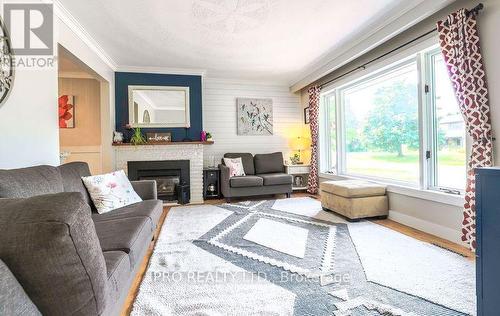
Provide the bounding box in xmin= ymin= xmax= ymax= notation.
xmin=82 ymin=170 xmax=142 ymax=214
xmin=224 ymin=157 xmax=246 ymax=177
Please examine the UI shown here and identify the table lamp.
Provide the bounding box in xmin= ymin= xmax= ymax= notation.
xmin=292 ymin=136 xmax=309 ymax=165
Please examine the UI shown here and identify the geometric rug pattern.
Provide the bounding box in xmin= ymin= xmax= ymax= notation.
xmin=132 ymin=198 xmax=475 ymax=316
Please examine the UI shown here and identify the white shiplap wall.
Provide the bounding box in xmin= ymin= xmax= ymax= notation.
xmin=203 ymin=78 xmax=303 ymax=166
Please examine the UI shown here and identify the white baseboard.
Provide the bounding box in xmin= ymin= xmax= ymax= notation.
xmin=389 ymin=210 xmax=464 ymax=246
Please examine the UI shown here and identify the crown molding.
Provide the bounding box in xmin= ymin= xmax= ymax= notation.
xmin=53 ymin=0 xmax=118 ymax=71
xmin=289 ymin=0 xmax=455 ymax=93
xmin=116 ymin=65 xmax=206 ymax=76
xmin=204 ymin=76 xmax=291 ymax=88
xmin=54 ymin=1 xmax=205 ymax=76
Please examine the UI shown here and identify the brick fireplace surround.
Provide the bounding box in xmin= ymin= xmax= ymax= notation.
xmin=114 ymin=143 xmax=205 ymax=203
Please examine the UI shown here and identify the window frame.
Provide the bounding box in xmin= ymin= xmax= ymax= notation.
xmin=423 ymin=48 xmax=467 ymax=195
xmin=319 ymin=93 xmax=338 ymax=175
xmin=319 ymin=40 xmax=467 ymax=196
xmin=341 ymin=56 xmax=421 ymax=187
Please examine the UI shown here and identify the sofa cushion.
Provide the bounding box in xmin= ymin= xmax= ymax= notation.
xmin=224 ymin=153 xmax=255 ymax=175
xmin=0 ymin=165 xmax=63 ymax=198
xmin=254 ymin=152 xmax=284 ymax=174
xmin=230 ymin=176 xmax=264 ymax=188
xmin=103 ymin=251 xmax=131 ymax=304
xmin=0 ymin=259 xmax=41 ymax=316
xmin=320 ymin=180 xmax=386 ymax=198
xmin=223 ymin=157 xmax=246 ymax=177
xmin=258 ymin=173 xmax=293 ymax=186
xmin=82 ymin=170 xmax=143 ymax=214
xmin=94 ymin=217 xmax=153 ymax=267
xmin=57 ymin=162 xmax=93 ymax=207
xmin=92 ymin=200 xmax=163 ymax=231
xmin=0 ymin=193 xmax=108 ymax=315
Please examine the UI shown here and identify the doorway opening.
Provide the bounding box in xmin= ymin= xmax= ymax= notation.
xmin=57 ymin=45 xmax=111 ymax=174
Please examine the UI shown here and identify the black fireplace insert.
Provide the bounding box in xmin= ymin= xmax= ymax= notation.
xmin=127 ymin=160 xmax=190 ymax=202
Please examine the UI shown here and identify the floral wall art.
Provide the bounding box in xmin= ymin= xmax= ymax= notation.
xmin=59 ymin=95 xmax=75 ymax=128
xmin=237 ymin=98 xmax=273 ymax=135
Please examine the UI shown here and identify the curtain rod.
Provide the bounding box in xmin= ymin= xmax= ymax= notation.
xmin=319 ymin=3 xmax=484 ymax=89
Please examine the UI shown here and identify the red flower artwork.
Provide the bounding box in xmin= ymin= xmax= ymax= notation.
xmin=59 ymin=95 xmax=75 ymax=128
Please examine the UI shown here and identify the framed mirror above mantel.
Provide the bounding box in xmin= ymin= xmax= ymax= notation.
xmin=128 ymin=85 xmax=191 ymax=128
xmin=115 ymin=72 xmax=203 ymax=142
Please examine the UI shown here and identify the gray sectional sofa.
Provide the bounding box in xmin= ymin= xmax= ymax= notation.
xmin=220 ymin=152 xmax=293 ymax=201
xmin=0 ymin=162 xmax=163 ymax=316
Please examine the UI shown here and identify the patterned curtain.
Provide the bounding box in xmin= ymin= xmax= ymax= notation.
xmin=307 ymin=86 xmax=321 ymax=194
xmin=437 ymin=9 xmax=492 ymax=250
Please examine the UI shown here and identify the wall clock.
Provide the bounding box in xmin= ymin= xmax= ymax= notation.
xmin=0 ymin=16 xmax=14 ymax=107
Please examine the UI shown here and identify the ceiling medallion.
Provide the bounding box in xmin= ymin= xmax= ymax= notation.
xmin=192 ymin=0 xmax=270 ymax=34
xmin=0 ymin=15 xmax=14 ymax=108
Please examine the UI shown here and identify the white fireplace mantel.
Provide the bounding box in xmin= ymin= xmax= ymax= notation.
xmin=114 ymin=144 xmax=205 ymax=204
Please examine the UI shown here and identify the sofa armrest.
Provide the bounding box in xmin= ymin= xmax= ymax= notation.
xmin=131 ymin=180 xmax=157 ymax=200
xmin=0 ymin=258 xmax=41 ymax=316
xmin=219 ymin=164 xmax=231 ymax=197
xmin=0 ymin=193 xmax=107 ymax=315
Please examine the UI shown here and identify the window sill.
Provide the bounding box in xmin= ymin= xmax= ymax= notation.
xmin=319 ymin=172 xmax=464 ymax=207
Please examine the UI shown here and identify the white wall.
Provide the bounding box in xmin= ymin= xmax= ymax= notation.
xmin=0 ymin=66 xmax=59 ymax=168
xmin=203 ymin=78 xmax=303 ymax=166
xmin=0 ymin=0 xmax=59 ymax=168
xmin=479 ymin=0 xmax=500 ymax=156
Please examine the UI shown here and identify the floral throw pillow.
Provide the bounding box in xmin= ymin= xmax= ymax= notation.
xmin=82 ymin=170 xmax=142 ymax=214
xmin=223 ymin=157 xmax=246 ymax=177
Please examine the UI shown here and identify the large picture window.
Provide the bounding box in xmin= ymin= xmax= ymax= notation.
xmin=343 ymin=61 xmax=419 ymax=184
xmin=320 ymin=45 xmax=466 ymax=193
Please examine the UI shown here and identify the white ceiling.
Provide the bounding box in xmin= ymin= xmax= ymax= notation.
xmin=58 ymin=0 xmax=427 ymax=84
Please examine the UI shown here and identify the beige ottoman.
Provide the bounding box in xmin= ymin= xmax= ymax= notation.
xmin=320 ymin=180 xmax=388 ymax=220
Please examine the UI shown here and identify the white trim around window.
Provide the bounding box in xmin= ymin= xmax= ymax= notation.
xmin=318 ymin=36 xmax=467 ymax=206
xmin=319 ymin=172 xmax=464 ymax=207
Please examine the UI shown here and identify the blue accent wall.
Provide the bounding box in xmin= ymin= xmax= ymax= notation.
xmin=115 ymin=72 xmax=203 ymax=141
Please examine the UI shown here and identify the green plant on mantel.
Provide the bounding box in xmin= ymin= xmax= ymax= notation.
xmin=130 ymin=127 xmax=146 ymax=145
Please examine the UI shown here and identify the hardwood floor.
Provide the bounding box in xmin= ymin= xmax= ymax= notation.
xmin=120 ymin=193 xmax=473 ymax=315
xmin=372 ymin=218 xmax=474 ymax=259
xmin=120 ymin=205 xmax=170 ymax=316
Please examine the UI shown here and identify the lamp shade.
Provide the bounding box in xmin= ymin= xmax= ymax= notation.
xmin=292 ymin=136 xmax=310 ymax=151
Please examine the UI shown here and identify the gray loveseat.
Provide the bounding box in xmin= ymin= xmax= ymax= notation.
xmin=0 ymin=162 xmax=162 ymax=316
xmin=220 ymin=152 xmax=293 ymax=201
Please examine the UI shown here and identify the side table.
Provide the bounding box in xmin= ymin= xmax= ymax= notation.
xmin=285 ymin=164 xmax=310 ymax=191
xmin=203 ymin=168 xmax=221 ymax=199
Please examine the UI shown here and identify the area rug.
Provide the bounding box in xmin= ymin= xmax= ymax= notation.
xmin=131 ymin=197 xmax=475 ymax=316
